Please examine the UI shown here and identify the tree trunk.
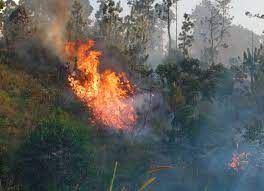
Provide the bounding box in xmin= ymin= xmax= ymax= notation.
xmin=167 ymin=6 xmax=171 ymax=52
xmin=211 ymin=33 xmax=214 ymax=65
xmin=210 ymin=11 xmax=215 ymax=65
xmin=175 ymin=1 xmax=178 ymax=49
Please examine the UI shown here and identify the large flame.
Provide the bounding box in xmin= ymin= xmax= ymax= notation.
xmin=65 ymin=40 xmax=137 ymax=129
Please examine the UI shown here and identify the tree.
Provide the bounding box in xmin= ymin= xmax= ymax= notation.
xmin=192 ymin=0 xmax=233 ymax=65
xmin=156 ymin=58 xmax=205 ymax=141
xmin=127 ymin=0 xmax=156 ymax=46
xmin=0 ymin=0 xmax=5 ymax=27
xmin=245 ymin=10 xmax=264 ymax=33
xmin=157 ymin=58 xmax=204 ymax=105
xmin=242 ymin=45 xmax=264 ymax=103
xmin=156 ymin=56 xmax=234 ymax=141
xmin=67 ymin=0 xmax=90 ymax=41
xmin=123 ymin=0 xmax=156 ymax=73
xmin=1 ymin=0 xmax=18 ymax=48
xmin=242 ymin=48 xmax=257 ymax=93
xmin=95 ymin=0 xmax=123 ymax=43
xmin=3 ymin=5 xmax=31 ymax=44
xmin=155 ymin=0 xmax=176 ymax=52
xmin=216 ymin=0 xmax=233 ymax=41
xmin=175 ymin=0 xmax=180 ymax=48
xmin=18 ymin=0 xmax=93 ymax=56
xmin=178 ymin=13 xmax=194 ymax=57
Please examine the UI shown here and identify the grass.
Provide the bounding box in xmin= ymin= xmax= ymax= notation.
xmin=0 ymin=61 xmax=161 ymax=191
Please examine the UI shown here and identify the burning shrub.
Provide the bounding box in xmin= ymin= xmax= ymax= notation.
xmin=12 ymin=111 xmax=96 ymax=191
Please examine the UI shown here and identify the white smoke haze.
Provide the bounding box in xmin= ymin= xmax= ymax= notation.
xmin=18 ymin=0 xmax=91 ymax=61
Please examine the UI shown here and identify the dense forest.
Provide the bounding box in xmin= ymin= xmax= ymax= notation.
xmin=0 ymin=0 xmax=264 ymax=190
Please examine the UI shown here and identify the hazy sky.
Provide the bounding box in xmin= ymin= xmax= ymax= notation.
xmin=90 ymin=0 xmax=264 ymax=36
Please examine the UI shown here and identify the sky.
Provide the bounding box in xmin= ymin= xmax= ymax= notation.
xmin=89 ymin=0 xmax=264 ymax=36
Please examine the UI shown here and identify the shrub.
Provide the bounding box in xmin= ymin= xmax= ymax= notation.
xmin=12 ymin=111 xmax=95 ymax=191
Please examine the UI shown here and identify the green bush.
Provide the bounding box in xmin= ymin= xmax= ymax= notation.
xmin=12 ymin=111 xmax=96 ymax=191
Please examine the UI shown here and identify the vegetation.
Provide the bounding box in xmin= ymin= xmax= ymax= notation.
xmin=0 ymin=0 xmax=264 ymax=190
xmin=13 ymin=111 xmax=95 ymax=191
xmin=178 ymin=13 xmax=194 ymax=57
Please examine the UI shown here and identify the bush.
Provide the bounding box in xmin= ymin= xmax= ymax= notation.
xmin=12 ymin=111 xmax=95 ymax=191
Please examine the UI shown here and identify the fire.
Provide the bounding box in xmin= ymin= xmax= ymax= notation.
xmin=65 ymin=40 xmax=137 ymax=129
xmin=229 ymin=152 xmax=249 ymax=171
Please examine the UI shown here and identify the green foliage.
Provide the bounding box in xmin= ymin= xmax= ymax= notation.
xmin=0 ymin=63 xmax=58 ymax=128
xmin=201 ymin=64 xmax=234 ymax=101
xmin=242 ymin=45 xmax=264 ymax=96
xmin=95 ymin=0 xmax=123 ymax=42
xmin=67 ymin=0 xmax=91 ymax=41
xmin=124 ymin=0 xmax=156 ymax=70
xmin=5 ymin=5 xmax=31 ymax=40
xmin=178 ymin=13 xmax=194 ymax=57
xmin=156 ymin=58 xmax=203 ymax=105
xmin=1 ymin=1 xmax=264 ymax=190
xmin=108 ymin=161 xmax=118 ymax=191
xmin=12 ymin=110 xmax=95 ymax=191
xmin=156 ymin=58 xmax=234 ymax=141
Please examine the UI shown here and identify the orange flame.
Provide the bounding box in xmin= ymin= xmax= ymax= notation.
xmin=65 ymin=40 xmax=137 ymax=129
xmin=229 ymin=152 xmax=249 ymax=171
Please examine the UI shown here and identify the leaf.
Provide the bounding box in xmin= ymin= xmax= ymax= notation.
xmin=147 ymin=165 xmax=175 ymax=174
xmin=138 ymin=177 xmax=156 ymax=191
xmin=109 ymin=161 xmax=118 ymax=191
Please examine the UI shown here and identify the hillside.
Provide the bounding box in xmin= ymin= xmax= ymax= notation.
xmin=0 ymin=62 xmax=58 ymax=150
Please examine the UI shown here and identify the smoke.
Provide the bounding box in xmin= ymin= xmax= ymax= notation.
xmin=26 ymin=0 xmax=72 ymax=61
xmin=2 ymin=0 xmax=73 ymax=70
xmin=41 ymin=0 xmax=71 ymax=60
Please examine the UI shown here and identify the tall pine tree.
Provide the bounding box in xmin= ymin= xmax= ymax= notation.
xmin=95 ymin=0 xmax=123 ymax=43
xmin=178 ymin=13 xmax=194 ymax=57
xmin=67 ymin=0 xmax=92 ymax=41
xmin=192 ymin=0 xmax=233 ymax=65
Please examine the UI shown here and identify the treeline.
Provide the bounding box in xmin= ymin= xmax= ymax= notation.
xmin=0 ymin=0 xmax=234 ymax=68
